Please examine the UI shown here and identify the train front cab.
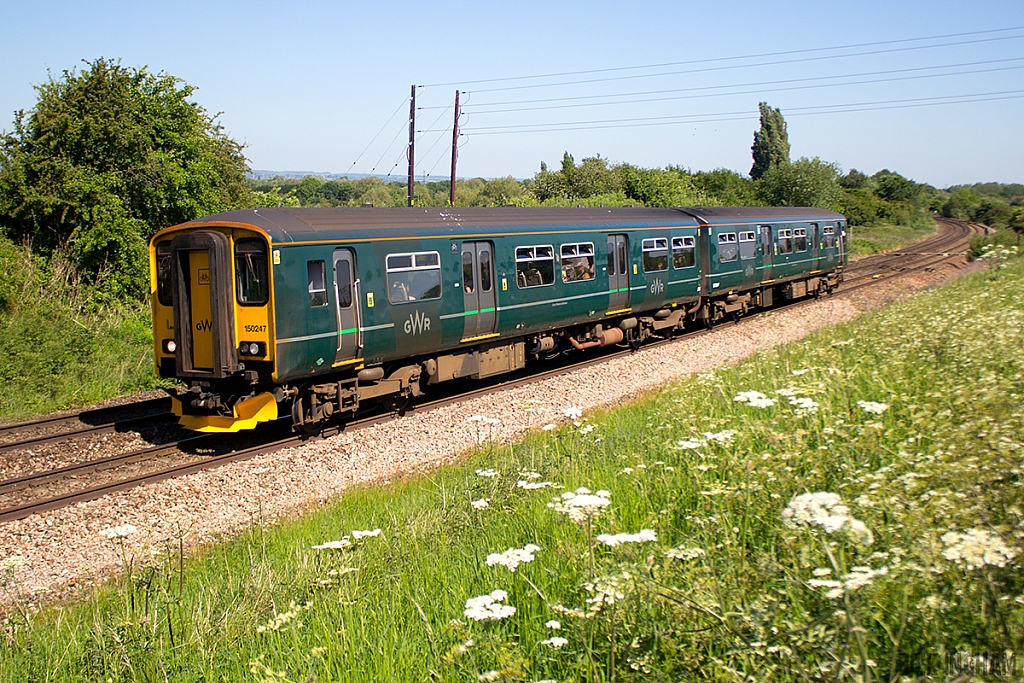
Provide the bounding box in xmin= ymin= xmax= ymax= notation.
xmin=150 ymin=224 xmax=278 ymax=432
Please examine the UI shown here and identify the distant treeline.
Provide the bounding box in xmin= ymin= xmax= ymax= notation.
xmin=249 ymin=157 xmax=1024 ymax=231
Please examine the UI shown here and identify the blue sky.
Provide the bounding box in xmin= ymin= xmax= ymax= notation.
xmin=2 ymin=0 xmax=1022 ymax=188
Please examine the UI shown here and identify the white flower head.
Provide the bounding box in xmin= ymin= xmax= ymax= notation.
xmin=517 ymin=480 xmax=556 ymax=490
xmin=545 ymin=619 xmax=561 ymax=630
xmin=942 ymin=529 xmax=1018 ymax=570
xmin=99 ymin=524 xmax=138 ymax=540
xmin=548 ymin=488 xmax=611 ymax=524
xmin=664 ymin=546 xmax=705 ymax=561
xmin=782 ymin=492 xmax=872 ymax=544
xmin=702 ymin=430 xmax=735 ymax=443
xmin=540 ymin=636 xmax=569 ymax=649
xmin=676 ymin=438 xmax=704 ymax=450
xmin=351 ymin=528 xmax=381 ymax=540
xmin=312 ymin=538 xmax=352 ymax=550
xmin=486 ymin=544 xmax=540 ymax=572
xmin=857 ymin=400 xmax=890 ymax=415
xmin=597 ymin=529 xmax=657 ymax=547
xmin=476 ymin=468 xmax=500 ymax=478
xmin=471 ymin=498 xmax=490 ymax=510
xmin=464 ymin=589 xmax=516 ymax=621
xmin=542 ymin=424 xmax=557 ymax=432
xmin=563 ymin=406 xmax=583 ymax=420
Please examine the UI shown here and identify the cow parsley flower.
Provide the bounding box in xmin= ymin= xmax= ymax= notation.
xmin=548 ymin=488 xmax=612 ymax=524
xmin=597 ymin=529 xmax=657 ymax=547
xmin=676 ymin=438 xmax=704 ymax=449
xmin=471 ymin=498 xmax=490 ymax=510
xmin=464 ymin=589 xmax=516 ymax=621
xmin=545 ymin=620 xmax=561 ymax=630
xmin=664 ymin=546 xmax=705 ymax=561
xmin=788 ymin=396 xmax=819 ymax=413
xmin=563 ymin=406 xmax=583 ymax=420
xmin=517 ymin=480 xmax=556 ymax=490
xmin=941 ymin=528 xmax=1018 ymax=570
xmin=857 ymin=400 xmax=890 ymax=415
xmin=540 ymin=636 xmax=569 ymax=649
xmin=486 ymin=544 xmax=540 ymax=572
xmin=99 ymin=524 xmax=138 ymax=540
xmin=312 ymin=539 xmax=352 ymax=550
xmin=542 ymin=424 xmax=557 ymax=432
xmin=702 ymin=430 xmax=735 ymax=443
xmin=351 ymin=528 xmax=381 ymax=540
xmin=476 ymin=468 xmax=500 ymax=478
xmin=782 ymin=492 xmax=872 ymax=544
xmin=734 ymin=391 xmax=777 ymax=408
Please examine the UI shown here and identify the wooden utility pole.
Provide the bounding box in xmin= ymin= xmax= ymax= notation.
xmin=407 ymin=84 xmax=416 ymax=207
xmin=449 ymin=90 xmax=460 ymax=206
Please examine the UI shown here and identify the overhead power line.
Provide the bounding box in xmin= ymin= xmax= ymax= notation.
xmin=450 ymin=90 xmax=1024 ymax=136
xmin=421 ymin=26 xmax=1024 ymax=90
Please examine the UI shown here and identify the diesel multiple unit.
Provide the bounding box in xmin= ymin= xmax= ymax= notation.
xmin=149 ymin=206 xmax=847 ymax=432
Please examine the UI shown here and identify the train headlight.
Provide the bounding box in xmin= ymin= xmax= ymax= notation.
xmin=239 ymin=341 xmax=265 ymax=357
xmin=162 ymin=339 xmax=177 ymax=354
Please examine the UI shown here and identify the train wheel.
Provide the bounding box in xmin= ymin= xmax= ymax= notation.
xmin=291 ymin=388 xmax=332 ymax=436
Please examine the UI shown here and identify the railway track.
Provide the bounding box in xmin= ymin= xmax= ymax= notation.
xmin=0 ymin=218 xmax=985 ymax=523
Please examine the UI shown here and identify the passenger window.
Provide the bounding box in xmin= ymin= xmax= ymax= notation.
xmin=387 ymin=251 xmax=442 ymax=303
xmin=156 ymin=241 xmax=172 ymax=306
xmin=793 ymin=228 xmax=808 ymax=252
xmin=777 ymin=229 xmax=793 ymax=255
xmin=307 ymin=260 xmax=328 ymax=307
xmin=672 ymin=236 xmax=695 ymax=268
xmin=561 ymin=242 xmax=595 ymax=283
xmin=236 ymin=238 xmax=269 ymax=305
xmin=717 ymin=233 xmax=738 ymax=262
xmin=739 ymin=231 xmax=756 ymax=260
xmin=642 ymin=238 xmax=668 ymax=272
xmin=823 ymin=225 xmax=836 ymax=249
xmin=516 ymin=245 xmax=555 ymax=288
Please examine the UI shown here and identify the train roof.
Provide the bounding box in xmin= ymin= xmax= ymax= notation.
xmin=170 ymin=206 xmax=845 ymax=243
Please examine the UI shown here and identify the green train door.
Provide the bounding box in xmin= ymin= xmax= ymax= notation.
xmin=332 ymin=249 xmax=361 ymax=363
xmin=810 ymin=223 xmax=820 ymax=265
xmin=760 ymin=224 xmax=774 ymax=281
xmin=461 ymin=241 xmax=496 ymax=339
xmin=607 ymin=234 xmax=629 ymax=311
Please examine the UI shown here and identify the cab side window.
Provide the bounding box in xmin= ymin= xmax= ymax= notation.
xmin=236 ymin=238 xmax=269 ymax=305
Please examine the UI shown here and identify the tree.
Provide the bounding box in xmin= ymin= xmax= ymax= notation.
xmin=750 ymin=102 xmax=790 ymax=180
xmin=756 ymin=157 xmax=842 ymax=210
xmin=1010 ymin=207 xmax=1024 ymax=245
xmin=0 ymin=58 xmax=249 ymax=298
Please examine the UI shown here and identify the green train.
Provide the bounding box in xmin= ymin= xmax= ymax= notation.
xmin=149 ymin=206 xmax=846 ymax=433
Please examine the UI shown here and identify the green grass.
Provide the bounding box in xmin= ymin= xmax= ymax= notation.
xmin=847 ymin=220 xmax=937 ymax=258
xmin=3 ymin=258 xmax=1023 ymax=682
xmin=0 ymin=240 xmax=169 ymax=421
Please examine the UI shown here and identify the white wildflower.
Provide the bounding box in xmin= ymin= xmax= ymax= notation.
xmin=664 ymin=546 xmax=705 ymax=561
xmin=676 ymin=438 xmax=704 ymax=449
xmin=585 ymin=574 xmax=627 ymax=609
xmin=519 ymin=470 xmax=542 ymax=480
xmin=464 ymin=589 xmax=516 ymax=621
xmin=774 ymin=388 xmax=798 ymax=397
xmin=563 ymin=406 xmax=583 ymax=420
xmin=312 ymin=539 xmax=352 ymax=550
xmin=471 ymin=498 xmax=490 ymax=510
xmin=842 ymin=565 xmax=888 ymax=591
xmin=517 ymin=480 xmax=556 ymax=490
xmin=351 ymin=528 xmax=381 ymax=540
xmin=476 ymin=468 xmax=499 ymax=478
xmin=542 ymin=424 xmax=557 ymax=432
xmin=99 ymin=524 xmax=138 ymax=539
xmin=540 ymin=636 xmax=569 ymax=649
xmin=486 ymin=544 xmax=540 ymax=572
xmin=545 ymin=620 xmax=561 ymax=630
xmin=478 ymin=671 xmax=501 ymax=682
xmin=788 ymin=396 xmax=819 ymax=413
xmin=812 ymin=567 xmax=833 ymax=577
xmin=702 ymin=430 xmax=735 ymax=443
xmin=548 ymin=488 xmax=611 ymax=524
xmin=782 ymin=492 xmax=872 ymax=544
xmin=792 ymin=368 xmax=810 ymax=376
xmin=941 ymin=529 xmax=1018 ymax=570
xmin=597 ymin=529 xmax=657 ymax=547
xmin=734 ymin=390 xmax=777 ymax=408
xmin=857 ymin=400 xmax=889 ymax=415
xmin=579 ymin=424 xmax=595 ymax=435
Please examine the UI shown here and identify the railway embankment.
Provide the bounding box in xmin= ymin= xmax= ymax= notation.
xmin=2 ymin=239 xmax=1019 ymax=679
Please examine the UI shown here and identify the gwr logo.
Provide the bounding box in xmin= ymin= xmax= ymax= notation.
xmin=403 ymin=310 xmax=431 ymax=336
xmin=195 ymin=319 xmax=212 ymax=332
xmin=649 ymin=279 xmax=665 ymax=295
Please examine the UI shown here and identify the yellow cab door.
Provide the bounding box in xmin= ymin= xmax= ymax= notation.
xmin=188 ymin=249 xmax=214 ymax=370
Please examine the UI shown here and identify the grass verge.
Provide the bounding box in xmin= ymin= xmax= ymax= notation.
xmin=2 ymin=259 xmax=1023 ymax=682
xmin=847 ymin=221 xmax=937 ymax=258
xmin=0 ymin=239 xmax=168 ymax=421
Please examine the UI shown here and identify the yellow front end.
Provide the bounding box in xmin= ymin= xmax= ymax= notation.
xmin=149 ymin=223 xmax=279 ymax=432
